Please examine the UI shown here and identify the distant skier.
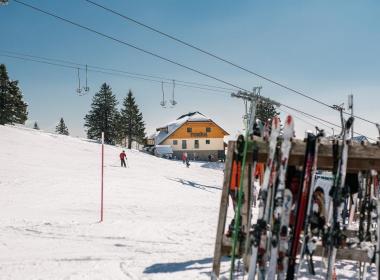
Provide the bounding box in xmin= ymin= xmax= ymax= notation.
xmin=182 ymin=152 xmax=187 ymax=164
xmin=186 ymin=157 xmax=190 ymax=168
xmin=120 ymin=150 xmax=127 ymax=167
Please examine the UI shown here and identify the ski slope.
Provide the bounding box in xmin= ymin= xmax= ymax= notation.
xmin=0 ymin=125 xmax=229 ymax=280
xmin=0 ymin=125 xmax=377 ymax=280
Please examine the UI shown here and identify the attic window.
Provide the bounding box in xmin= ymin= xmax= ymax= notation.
xmin=206 ymin=127 xmax=211 ymax=133
xmin=187 ymin=127 xmax=192 ymax=133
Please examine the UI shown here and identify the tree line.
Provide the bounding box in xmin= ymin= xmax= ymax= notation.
xmin=84 ymin=83 xmax=145 ymax=148
xmin=0 ymin=64 xmax=145 ymax=147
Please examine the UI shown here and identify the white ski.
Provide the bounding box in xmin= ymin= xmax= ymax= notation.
xmin=326 ymin=117 xmax=354 ymax=279
xmin=267 ymin=115 xmax=295 ymax=280
xmin=247 ymin=116 xmax=281 ymax=280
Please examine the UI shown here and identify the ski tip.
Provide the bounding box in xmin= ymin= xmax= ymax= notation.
xmin=346 ymin=117 xmax=354 ymax=130
xmin=273 ymin=116 xmax=280 ymax=128
xmin=285 ymin=115 xmax=293 ymax=126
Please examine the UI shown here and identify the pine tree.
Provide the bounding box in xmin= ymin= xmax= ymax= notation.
xmin=0 ymin=64 xmax=28 ymax=125
xmin=55 ymin=117 xmax=69 ymax=135
xmin=256 ymin=99 xmax=279 ymax=123
xmin=84 ymin=83 xmax=119 ymax=144
xmin=119 ymin=90 xmax=146 ymax=149
xmin=33 ymin=121 xmax=39 ymax=130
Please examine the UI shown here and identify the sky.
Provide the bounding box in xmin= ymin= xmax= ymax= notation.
xmin=1 ymin=0 xmax=379 ymax=140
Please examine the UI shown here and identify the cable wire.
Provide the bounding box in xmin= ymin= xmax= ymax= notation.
xmin=83 ymin=0 xmax=379 ymax=126
xmin=0 ymin=53 xmax=231 ymax=95
xmin=9 ymin=0 xmax=379 ymax=141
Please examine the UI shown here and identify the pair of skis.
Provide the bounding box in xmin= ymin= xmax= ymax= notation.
xmin=247 ymin=115 xmax=295 ymax=280
xmin=325 ymin=117 xmax=354 ymax=279
xmin=292 ymin=130 xmax=324 ymax=279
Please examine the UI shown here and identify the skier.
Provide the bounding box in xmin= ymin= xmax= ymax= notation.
xmin=186 ymin=157 xmax=190 ymax=168
xmin=120 ymin=150 xmax=127 ymax=167
xmin=182 ymin=152 xmax=187 ymax=164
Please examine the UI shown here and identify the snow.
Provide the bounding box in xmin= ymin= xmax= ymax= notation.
xmin=0 ymin=124 xmax=226 ymax=279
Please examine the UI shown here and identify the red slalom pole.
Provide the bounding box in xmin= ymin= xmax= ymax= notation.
xmin=100 ymin=132 xmax=104 ymax=222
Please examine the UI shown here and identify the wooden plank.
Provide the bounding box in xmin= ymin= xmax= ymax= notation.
xmin=212 ymin=141 xmax=235 ymax=277
xmin=314 ymin=245 xmax=370 ymax=263
xmin=243 ymin=138 xmax=380 ymax=172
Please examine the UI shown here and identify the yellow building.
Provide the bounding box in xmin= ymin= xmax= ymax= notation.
xmin=155 ymin=112 xmax=229 ymax=161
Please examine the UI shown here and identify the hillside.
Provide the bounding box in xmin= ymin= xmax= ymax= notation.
xmin=0 ymin=125 xmax=227 ymax=280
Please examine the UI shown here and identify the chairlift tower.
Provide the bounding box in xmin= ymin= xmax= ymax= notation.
xmin=232 ymin=87 xmax=279 ymax=135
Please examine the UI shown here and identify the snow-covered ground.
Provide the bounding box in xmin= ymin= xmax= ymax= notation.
xmin=0 ymin=125 xmax=230 ymax=280
xmin=0 ymin=125 xmax=377 ymax=280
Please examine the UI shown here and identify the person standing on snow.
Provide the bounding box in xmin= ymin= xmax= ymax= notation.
xmin=182 ymin=152 xmax=187 ymax=164
xmin=120 ymin=150 xmax=127 ymax=167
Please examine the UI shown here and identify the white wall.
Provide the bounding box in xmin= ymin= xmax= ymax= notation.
xmin=162 ymin=138 xmax=224 ymax=151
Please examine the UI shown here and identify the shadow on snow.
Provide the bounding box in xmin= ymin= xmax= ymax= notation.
xmin=143 ymin=257 xmax=213 ymax=274
xmin=166 ymin=177 xmax=222 ymax=192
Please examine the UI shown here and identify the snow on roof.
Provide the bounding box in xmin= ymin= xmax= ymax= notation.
xmin=155 ymin=112 xmax=211 ymax=145
xmin=352 ymin=135 xmax=369 ymax=143
xmin=155 ymin=145 xmax=173 ymax=155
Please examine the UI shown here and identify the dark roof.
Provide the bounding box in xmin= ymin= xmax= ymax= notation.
xmin=352 ymin=135 xmax=368 ymax=142
xmin=176 ymin=111 xmax=207 ymax=120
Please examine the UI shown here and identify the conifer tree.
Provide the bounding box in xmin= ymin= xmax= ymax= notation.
xmin=0 ymin=64 xmax=28 ymax=125
xmin=256 ymin=99 xmax=279 ymax=123
xmin=55 ymin=117 xmax=69 ymax=135
xmin=33 ymin=121 xmax=39 ymax=130
xmin=119 ymin=90 xmax=146 ymax=149
xmin=84 ymin=83 xmax=119 ymax=144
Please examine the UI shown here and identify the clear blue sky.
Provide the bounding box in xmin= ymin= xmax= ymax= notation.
xmin=1 ymin=0 xmax=379 ymax=140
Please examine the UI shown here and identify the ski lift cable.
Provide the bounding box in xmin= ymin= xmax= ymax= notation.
xmin=83 ymin=0 xmax=379 ymax=126
xmin=6 ymin=2 xmax=380 ymax=140
xmin=0 ymin=53 xmax=231 ymax=95
xmin=278 ymin=107 xmax=333 ymax=137
xmin=0 ymin=53 xmax=376 ymax=140
xmin=0 ymin=49 xmax=236 ymax=92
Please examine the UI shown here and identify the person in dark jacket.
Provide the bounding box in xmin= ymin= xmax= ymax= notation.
xmin=120 ymin=150 xmax=127 ymax=167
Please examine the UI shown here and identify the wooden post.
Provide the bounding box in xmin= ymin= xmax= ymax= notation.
xmin=212 ymin=141 xmax=235 ymax=277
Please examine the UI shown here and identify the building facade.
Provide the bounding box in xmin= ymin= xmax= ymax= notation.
xmin=155 ymin=112 xmax=229 ymax=161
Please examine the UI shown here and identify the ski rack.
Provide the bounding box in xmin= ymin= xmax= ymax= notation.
xmin=212 ymin=137 xmax=380 ymax=278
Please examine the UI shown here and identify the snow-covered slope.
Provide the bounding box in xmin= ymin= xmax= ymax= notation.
xmin=1 ymin=125 xmax=372 ymax=280
xmin=0 ymin=125 xmax=227 ymax=280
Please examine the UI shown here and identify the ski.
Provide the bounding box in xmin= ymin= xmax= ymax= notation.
xmin=266 ymin=115 xmax=294 ymax=280
xmin=326 ymin=117 xmax=354 ymax=279
xmin=277 ymin=188 xmax=293 ymax=280
xmin=296 ymin=128 xmax=324 ymax=278
xmin=287 ymin=131 xmax=322 ymax=279
xmin=247 ymin=116 xmax=281 ymax=280
xmin=229 ymin=134 xmax=247 ymax=279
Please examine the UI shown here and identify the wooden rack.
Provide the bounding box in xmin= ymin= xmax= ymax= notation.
xmin=212 ymin=138 xmax=380 ymax=278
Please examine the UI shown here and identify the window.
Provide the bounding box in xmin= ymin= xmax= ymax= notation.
xmin=182 ymin=140 xmax=187 ymax=149
xmin=187 ymin=127 xmax=192 ymax=133
xmin=194 ymin=140 xmax=199 ymax=149
xmin=206 ymin=127 xmax=211 ymax=133
xmin=206 ymin=139 xmax=210 ymax=144
xmin=173 ymin=140 xmax=178 ymax=145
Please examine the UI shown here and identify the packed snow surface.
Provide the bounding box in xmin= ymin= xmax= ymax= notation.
xmin=0 ymin=125 xmax=376 ymax=279
xmin=0 ymin=125 xmax=226 ymax=279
